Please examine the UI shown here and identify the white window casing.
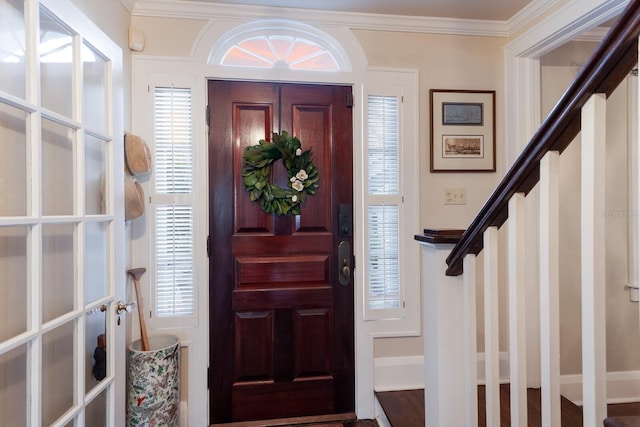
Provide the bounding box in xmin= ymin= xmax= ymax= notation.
xmin=363 ymin=69 xmax=420 ymax=337
xmin=149 ymin=82 xmax=197 ymax=328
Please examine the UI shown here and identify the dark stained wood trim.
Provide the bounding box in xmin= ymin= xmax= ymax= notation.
xmin=415 ymin=229 xmax=465 ymax=245
xmin=445 ymin=0 xmax=640 ymax=276
xmin=210 ymin=412 xmax=357 ymax=426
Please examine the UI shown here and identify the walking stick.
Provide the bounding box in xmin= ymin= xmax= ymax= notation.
xmin=127 ymin=268 xmax=150 ymax=351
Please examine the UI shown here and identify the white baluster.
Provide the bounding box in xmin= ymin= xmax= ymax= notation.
xmin=508 ymin=193 xmax=528 ymax=426
xmin=581 ymin=92 xmax=607 ymax=426
xmin=629 ymin=67 xmax=640 ymax=302
xmin=539 ymin=150 xmax=561 ymax=427
xmin=483 ymin=226 xmax=500 ymax=427
xmin=463 ymin=254 xmax=479 ymax=427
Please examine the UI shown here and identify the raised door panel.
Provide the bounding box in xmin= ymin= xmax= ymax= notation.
xmin=234 ymin=311 xmax=274 ymax=382
xmin=292 ymin=104 xmax=332 ymax=233
xmin=294 ymin=308 xmax=333 ymax=378
xmin=234 ymin=255 xmax=329 ymax=287
xmin=233 ymin=103 xmax=274 ymax=234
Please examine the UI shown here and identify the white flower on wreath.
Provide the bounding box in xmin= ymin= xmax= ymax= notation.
xmin=296 ymin=148 xmax=302 ymax=156
xmin=290 ymin=176 xmax=296 ymax=183
xmin=292 ymin=180 xmax=304 ymax=192
xmin=292 ymin=195 xmax=298 ymax=203
xmin=296 ymin=170 xmax=308 ymax=181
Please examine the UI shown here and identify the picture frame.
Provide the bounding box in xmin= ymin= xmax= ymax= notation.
xmin=430 ymin=89 xmax=496 ymax=172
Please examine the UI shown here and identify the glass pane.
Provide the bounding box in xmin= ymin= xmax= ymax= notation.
xmin=155 ymin=87 xmax=193 ymax=194
xmin=86 ymin=307 xmax=106 ymax=392
xmin=0 ymin=102 xmax=27 ymax=216
xmin=42 ymin=321 xmax=75 ymax=426
xmin=0 ymin=226 xmax=28 ymax=341
xmin=290 ymin=51 xmax=338 ymax=71
xmin=0 ymin=0 xmax=26 ymax=98
xmin=368 ymin=95 xmax=399 ymax=195
xmin=85 ymin=389 xmax=107 ymax=427
xmin=222 ymin=35 xmax=340 ymax=71
xmin=287 ymin=38 xmax=322 ymax=63
xmin=156 ymin=205 xmax=194 ymax=317
xmin=42 ymin=119 xmax=74 ymax=216
xmin=40 ymin=7 xmax=74 ymax=118
xmin=0 ymin=344 xmax=27 ymax=426
xmin=42 ymin=223 xmax=75 ymax=323
xmin=85 ymin=134 xmax=106 ymax=215
xmin=368 ymin=205 xmax=400 ymax=309
xmin=269 ymin=36 xmax=292 ymax=61
xmin=238 ymin=38 xmax=276 ymax=62
xmin=84 ymin=221 xmax=108 ymax=304
xmin=83 ymin=43 xmax=107 ymax=132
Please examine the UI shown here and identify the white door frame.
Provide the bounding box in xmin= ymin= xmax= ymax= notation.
xmin=131 ymin=19 xmax=376 ymax=423
xmin=0 ymin=0 xmax=124 ymax=425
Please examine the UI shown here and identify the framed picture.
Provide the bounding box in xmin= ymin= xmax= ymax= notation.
xmin=430 ymin=89 xmax=496 ymax=172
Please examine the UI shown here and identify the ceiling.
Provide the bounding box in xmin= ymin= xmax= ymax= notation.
xmin=131 ymin=0 xmax=536 ymax=22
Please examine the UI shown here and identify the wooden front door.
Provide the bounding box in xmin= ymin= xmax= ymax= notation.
xmin=208 ymin=80 xmax=354 ymax=423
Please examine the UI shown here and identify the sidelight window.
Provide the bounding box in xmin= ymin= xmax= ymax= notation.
xmin=367 ymin=95 xmax=401 ymax=311
xmin=363 ymin=71 xmax=420 ymax=336
xmin=152 ymin=86 xmax=195 ymax=319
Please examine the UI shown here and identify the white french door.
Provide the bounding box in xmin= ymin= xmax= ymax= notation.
xmin=0 ymin=0 xmax=125 ymax=425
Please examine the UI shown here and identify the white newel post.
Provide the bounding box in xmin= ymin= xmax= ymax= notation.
xmin=416 ymin=230 xmax=468 ymax=427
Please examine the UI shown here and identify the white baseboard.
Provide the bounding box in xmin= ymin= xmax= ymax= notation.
xmin=374 ymin=355 xmax=424 ymax=391
xmin=560 ymin=371 xmax=640 ymax=405
xmin=475 ymin=351 xmax=511 ymax=385
xmin=374 ymin=396 xmax=393 ymax=427
xmin=374 ymin=355 xmax=640 ymax=404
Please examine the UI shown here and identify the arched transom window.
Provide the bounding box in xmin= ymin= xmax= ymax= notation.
xmin=209 ymin=20 xmax=350 ymax=72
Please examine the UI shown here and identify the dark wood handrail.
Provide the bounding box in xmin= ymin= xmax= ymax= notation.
xmin=446 ymin=0 xmax=640 ymax=276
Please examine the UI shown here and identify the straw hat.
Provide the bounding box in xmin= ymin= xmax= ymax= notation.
xmin=125 ymin=133 xmax=152 ymax=176
xmin=125 ymin=175 xmax=145 ymax=220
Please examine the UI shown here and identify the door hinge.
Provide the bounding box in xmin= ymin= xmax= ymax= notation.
xmin=207 ymin=235 xmax=211 ymax=258
xmin=207 ymin=367 xmax=210 ymax=389
xmin=346 ymin=93 xmax=354 ymax=108
xmin=206 ymin=105 xmax=210 ymax=127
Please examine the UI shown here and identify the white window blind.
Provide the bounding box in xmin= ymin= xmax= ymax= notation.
xmin=155 ymin=87 xmax=193 ymax=194
xmin=368 ymin=96 xmax=399 ymax=194
xmin=366 ymin=94 xmax=403 ymax=316
xmin=153 ymin=86 xmax=194 ymax=317
xmin=368 ymin=205 xmax=399 ymax=309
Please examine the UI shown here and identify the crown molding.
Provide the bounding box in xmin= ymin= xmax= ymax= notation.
xmin=120 ymin=0 xmax=136 ymax=13
xmin=131 ymin=0 xmax=511 ymax=36
xmin=507 ymin=0 xmax=561 ymax=34
xmin=130 ymin=0 xmax=578 ymax=38
xmin=573 ymin=26 xmax=610 ymax=41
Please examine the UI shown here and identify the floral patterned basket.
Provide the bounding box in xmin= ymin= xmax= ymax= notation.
xmin=127 ymin=335 xmax=180 ymax=426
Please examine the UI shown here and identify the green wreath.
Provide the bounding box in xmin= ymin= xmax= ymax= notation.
xmin=242 ymin=131 xmax=319 ymax=215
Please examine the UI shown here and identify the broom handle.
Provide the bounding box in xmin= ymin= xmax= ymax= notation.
xmin=132 ymin=276 xmax=150 ymax=351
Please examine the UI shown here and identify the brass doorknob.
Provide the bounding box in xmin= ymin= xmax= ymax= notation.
xmin=342 ymin=265 xmax=351 ymax=277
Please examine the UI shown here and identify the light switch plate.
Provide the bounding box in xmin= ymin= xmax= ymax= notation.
xmin=444 ymin=187 xmax=466 ymax=205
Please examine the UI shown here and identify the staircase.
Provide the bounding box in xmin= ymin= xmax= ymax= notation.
xmin=417 ymin=0 xmax=640 ymax=426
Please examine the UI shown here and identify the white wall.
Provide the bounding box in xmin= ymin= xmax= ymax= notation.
xmin=354 ymin=29 xmax=507 ymax=359
xmin=541 ymin=41 xmax=640 ymax=374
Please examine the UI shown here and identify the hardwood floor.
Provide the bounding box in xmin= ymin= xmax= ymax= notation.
xmin=376 ymin=389 xmax=425 ymax=427
xmin=211 ymin=413 xmax=378 ymax=427
xmin=376 ymin=387 xmax=640 ymax=427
